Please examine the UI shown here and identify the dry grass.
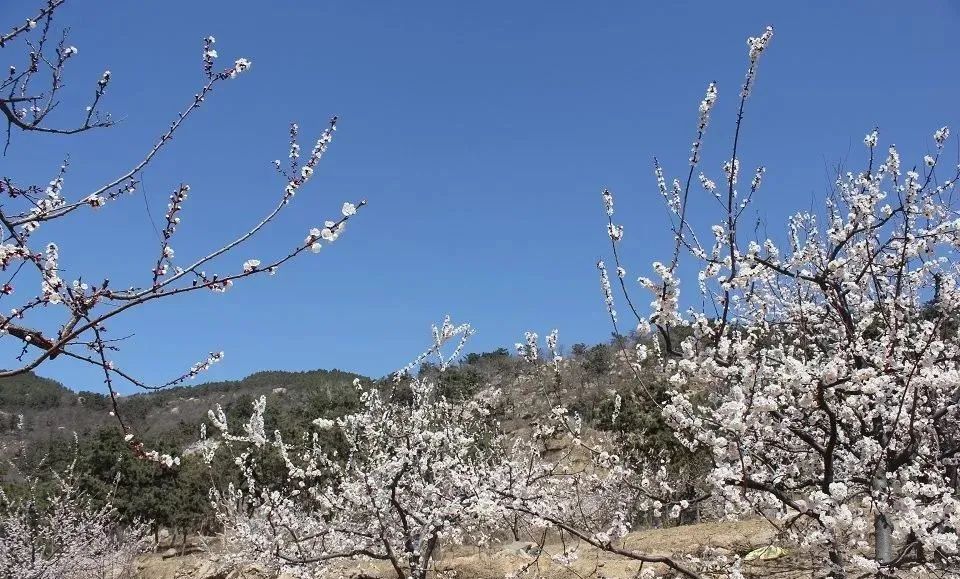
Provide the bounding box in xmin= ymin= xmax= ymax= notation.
xmin=132 ymin=518 xmax=841 ymax=578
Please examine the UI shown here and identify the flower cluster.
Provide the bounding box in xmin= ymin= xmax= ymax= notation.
xmin=597 ymin=260 xmax=617 ymax=322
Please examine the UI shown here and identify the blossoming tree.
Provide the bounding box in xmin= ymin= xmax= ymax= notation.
xmin=0 ymin=0 xmax=363 ymax=460
xmin=0 ymin=452 xmax=147 ymax=579
xmin=599 ymin=23 xmax=960 ymax=578
xmin=209 ymin=318 xmax=511 ymax=579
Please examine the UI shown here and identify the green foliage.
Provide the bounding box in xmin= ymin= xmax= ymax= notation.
xmin=75 ymin=391 xmax=110 ymax=412
xmin=462 ymin=348 xmax=510 ymax=365
xmin=436 ymin=366 xmax=483 ymax=399
xmin=0 ymin=373 xmax=71 ymax=410
xmin=581 ymin=344 xmax=613 ymax=376
xmin=78 ymin=429 xmax=179 ymax=526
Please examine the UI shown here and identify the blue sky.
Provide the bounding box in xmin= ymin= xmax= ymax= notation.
xmin=5 ymin=0 xmax=959 ymax=392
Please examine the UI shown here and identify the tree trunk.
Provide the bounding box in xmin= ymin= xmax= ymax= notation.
xmin=873 ymin=473 xmax=893 ymax=568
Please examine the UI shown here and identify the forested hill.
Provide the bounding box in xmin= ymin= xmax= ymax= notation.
xmin=0 ymin=368 xmax=367 ymax=450
xmin=0 ymin=343 xmax=624 ymax=455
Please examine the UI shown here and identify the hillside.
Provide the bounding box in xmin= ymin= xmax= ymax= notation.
xmin=0 ymin=340 xmax=656 ymax=450
xmin=0 ymin=342 xmax=653 ymax=546
xmin=0 ymin=368 xmax=367 ymax=454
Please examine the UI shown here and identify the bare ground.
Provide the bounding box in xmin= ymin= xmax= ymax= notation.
xmin=133 ymin=518 xmax=832 ymax=579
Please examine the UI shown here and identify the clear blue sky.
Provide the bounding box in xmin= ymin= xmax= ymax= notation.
xmin=5 ymin=0 xmax=958 ymax=392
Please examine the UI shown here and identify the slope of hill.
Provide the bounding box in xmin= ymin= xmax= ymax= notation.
xmin=0 ymin=368 xmax=367 ymax=452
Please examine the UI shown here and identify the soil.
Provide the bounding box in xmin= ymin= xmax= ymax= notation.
xmin=133 ymin=518 xmax=829 ymax=579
